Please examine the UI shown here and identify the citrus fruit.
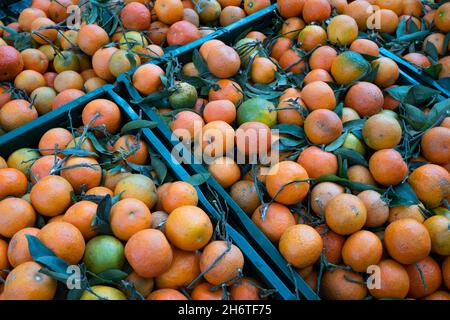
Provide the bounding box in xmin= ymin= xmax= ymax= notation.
xmin=331 ymin=51 xmax=370 ymax=85
xmin=7 ymin=227 xmax=40 ymax=267
xmin=155 ymin=248 xmax=201 ymax=289
xmin=199 ymin=240 xmax=244 ymax=286
xmin=408 ymin=164 xmax=450 ymax=208
xmin=362 ymin=113 xmax=402 ymax=150
xmin=83 ymin=235 xmax=125 ymax=274
xmin=405 ymin=256 xmax=442 ymax=298
xmin=37 ymin=221 xmax=85 ymax=265
xmin=368 ymin=259 xmax=410 ymax=299
xmin=165 ymin=205 xmax=213 ymax=251
xmin=63 ymin=200 xmax=98 ymax=240
xmin=230 ymin=180 xmax=261 ymax=215
xmin=114 ymin=174 xmax=157 ymax=209
xmin=252 ymin=203 xmax=296 ymax=243
xmin=320 ymin=268 xmax=367 ymax=300
xmin=265 ymin=161 xmax=310 ymax=205
xmin=80 ymin=285 xmax=126 ymax=300
xmin=304 ymin=109 xmax=343 ymax=145
xmin=110 ymin=198 xmax=152 ymax=241
xmin=125 ymin=229 xmax=173 ymax=278
xmin=169 ymin=82 xmax=198 ymax=109
xmin=327 ymin=14 xmax=359 ymax=45
xmin=279 ymin=224 xmax=323 ymax=268
xmin=423 ymin=215 xmax=450 ymax=255
xmin=324 ymin=193 xmax=367 ymax=235
xmin=0 ymin=198 xmax=36 ymax=238
xmin=384 ymin=218 xmax=431 ymax=264
xmin=297 ymin=146 xmax=338 ymax=179
xmin=357 ymin=190 xmax=389 ymax=227
xmin=341 ymin=230 xmax=383 ymax=272
xmin=3 ymin=261 xmax=57 ymax=300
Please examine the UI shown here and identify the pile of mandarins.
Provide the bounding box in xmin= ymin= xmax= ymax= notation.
xmin=129 ymin=0 xmax=450 ymax=300
xmin=0 ymin=97 xmax=270 ymax=300
xmin=0 ymin=0 xmax=271 ymax=135
xmin=324 ymin=0 xmax=450 ymax=79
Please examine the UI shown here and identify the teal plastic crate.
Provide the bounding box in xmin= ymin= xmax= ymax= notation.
xmin=0 ymin=84 xmax=296 ymax=300
xmin=116 ymin=4 xmax=320 ymax=300
xmin=115 ymin=2 xmax=449 ymax=300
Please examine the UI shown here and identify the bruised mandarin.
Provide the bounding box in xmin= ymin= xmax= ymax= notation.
xmin=324 ymin=193 xmax=367 ymax=235
xmin=304 ymin=109 xmax=343 ymax=145
xmin=384 ymin=218 xmax=431 ymax=265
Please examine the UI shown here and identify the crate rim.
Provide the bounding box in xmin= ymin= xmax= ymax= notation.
xmin=379 ymin=47 xmax=450 ymax=98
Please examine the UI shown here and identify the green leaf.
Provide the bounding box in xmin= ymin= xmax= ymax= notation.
xmin=91 ymin=195 xmax=113 ymax=234
xmin=192 ymin=49 xmax=209 ymax=75
xmin=243 ymin=82 xmax=284 ymax=100
xmin=272 ymin=124 xmax=305 ymax=139
xmin=121 ymin=280 xmax=145 ymax=300
xmin=150 ymin=152 xmax=167 ymax=184
xmin=36 ymin=215 xmax=46 ymax=228
xmin=333 ymin=101 xmax=343 ymax=118
xmin=39 ymin=267 xmax=71 ymax=283
xmin=334 ymin=148 xmax=368 ymax=166
xmin=0 ymin=25 xmax=18 ymax=36
xmin=404 ymin=86 xmax=440 ymax=106
xmin=70 ymin=190 xmax=78 ymax=204
xmin=279 ymin=136 xmax=304 ymax=147
xmin=97 ymin=269 xmax=128 ymax=281
xmin=179 ymin=74 xmax=206 ymax=88
xmin=126 ymin=162 xmax=152 ymax=176
xmin=401 ymin=103 xmax=427 ymax=130
xmin=132 ymin=89 xmax=170 ymax=105
xmin=424 ymin=41 xmax=439 ymax=62
xmin=184 ymin=173 xmax=211 ymax=186
xmin=423 ymin=64 xmax=443 ymax=79
xmin=120 ymin=120 xmax=157 ymax=134
xmin=26 ymin=235 xmax=69 ymax=274
xmin=337 ymin=156 xmax=349 ymax=179
xmin=362 ymin=63 xmax=379 ymax=83
xmin=89 ymin=269 xmax=128 ymax=285
xmin=87 ymin=132 xmax=111 ymax=155
xmin=386 ymin=85 xmax=414 ymax=102
xmin=343 ymin=119 xmax=365 ymax=132
xmin=125 ymin=51 xmax=137 ymax=69
xmin=387 ymin=183 xmax=419 ymax=207
xmin=424 ymin=98 xmax=450 ymax=129
xmin=59 ymin=148 xmax=98 ymax=157
xmin=314 ymin=175 xmax=384 ymax=193
xmin=67 ymin=288 xmax=84 ymax=300
xmin=325 ymin=132 xmax=348 ymax=152
xmin=396 ymin=16 xmax=406 ymax=38
xmin=12 ymin=32 xmax=33 ymax=51
xmin=360 ymin=53 xmax=379 ymax=61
